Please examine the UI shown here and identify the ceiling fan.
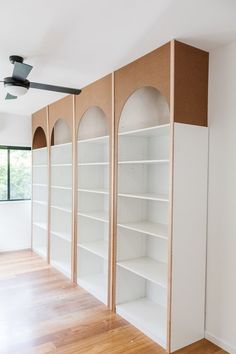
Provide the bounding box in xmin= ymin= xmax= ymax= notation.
xmin=1 ymin=55 xmax=81 ymax=100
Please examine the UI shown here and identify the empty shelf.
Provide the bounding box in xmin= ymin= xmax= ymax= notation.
xmin=77 ymin=273 xmax=107 ymax=304
xmin=117 ymin=257 xmax=167 ymax=287
xmin=78 ymin=240 xmax=108 ymax=259
xmin=51 ymin=185 xmax=72 ymax=190
xmin=51 ymin=163 xmax=72 ymax=167
xmin=51 ymin=260 xmax=71 ymax=278
xmin=33 ymin=246 xmax=47 ymax=258
xmin=118 ymin=221 xmax=168 ymax=239
xmin=78 ymin=188 xmax=108 ymax=195
xmin=33 ymin=200 xmax=47 ymax=206
xmin=33 ymin=164 xmax=47 ymax=168
xmin=33 ymin=222 xmax=47 ymax=230
xmin=78 ymin=162 xmax=109 ymax=166
xmin=118 ymin=159 xmax=169 ymax=165
xmin=33 ymin=183 xmax=47 ymax=187
xmin=78 ymin=211 xmax=108 ymax=223
xmin=78 ymin=135 xmax=109 ymax=144
xmin=51 ymin=230 xmax=71 ymax=242
xmin=51 ymin=205 xmax=72 ymax=213
xmin=116 ymin=298 xmax=167 ymax=347
xmin=118 ymin=124 xmax=170 ymax=137
xmin=118 ymin=192 xmax=168 ymax=202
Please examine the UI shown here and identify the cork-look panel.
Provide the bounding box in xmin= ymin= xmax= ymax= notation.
xmin=75 ymin=74 xmax=112 ymax=130
xmin=114 ymin=42 xmax=171 ymax=125
xmin=173 ymin=41 xmax=209 ymax=127
xmin=32 ymin=107 xmax=48 ymax=148
xmin=48 ymin=95 xmax=74 ymax=138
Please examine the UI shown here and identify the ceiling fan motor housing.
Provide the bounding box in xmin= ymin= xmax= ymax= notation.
xmin=9 ymin=55 xmax=24 ymax=64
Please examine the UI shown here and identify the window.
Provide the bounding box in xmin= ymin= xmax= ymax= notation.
xmin=0 ymin=146 xmax=31 ymax=201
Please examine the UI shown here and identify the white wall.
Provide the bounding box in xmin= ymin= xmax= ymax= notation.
xmin=206 ymin=41 xmax=236 ymax=353
xmin=0 ymin=113 xmax=32 ymax=251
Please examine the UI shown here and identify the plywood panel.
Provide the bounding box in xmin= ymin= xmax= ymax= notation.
xmin=114 ymin=42 xmax=171 ymax=126
xmin=75 ymin=74 xmax=112 ymax=131
xmin=173 ymin=41 xmax=209 ymax=127
xmin=32 ymin=107 xmax=48 ymax=148
xmin=48 ymin=95 xmax=74 ymax=138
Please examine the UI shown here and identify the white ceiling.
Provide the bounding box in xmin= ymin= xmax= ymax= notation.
xmin=0 ymin=0 xmax=236 ymax=116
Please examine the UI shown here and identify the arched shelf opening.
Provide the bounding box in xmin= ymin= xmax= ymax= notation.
xmin=51 ymin=118 xmax=71 ymax=146
xmin=32 ymin=126 xmax=48 ymax=259
xmin=32 ymin=126 xmax=47 ymax=149
xmin=77 ymin=106 xmax=110 ymax=305
xmin=116 ymin=86 xmax=170 ymax=348
xmin=119 ymin=86 xmax=170 ymax=133
xmin=50 ymin=118 xmax=72 ymax=279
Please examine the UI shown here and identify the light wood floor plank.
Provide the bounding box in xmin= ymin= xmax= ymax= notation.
xmin=0 ymin=250 xmax=228 ymax=354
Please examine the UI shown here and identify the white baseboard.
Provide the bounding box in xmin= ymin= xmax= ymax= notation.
xmin=205 ymin=331 xmax=236 ymax=354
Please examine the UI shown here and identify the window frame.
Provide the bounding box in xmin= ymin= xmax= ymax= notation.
xmin=0 ymin=145 xmax=31 ymax=202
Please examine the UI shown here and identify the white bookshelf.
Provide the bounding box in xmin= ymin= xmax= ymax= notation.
xmin=116 ymin=87 xmax=170 ymax=348
xmin=77 ymin=107 xmax=109 ymax=305
xmin=32 ymin=147 xmax=48 ymax=259
xmin=50 ymin=120 xmax=72 ymax=279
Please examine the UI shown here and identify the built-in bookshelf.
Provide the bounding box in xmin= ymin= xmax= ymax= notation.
xmin=77 ymin=107 xmax=110 ymax=304
xmin=32 ymin=144 xmax=48 ymax=259
xmin=32 ymin=42 xmax=209 ymax=353
xmin=116 ymin=87 xmax=170 ymax=348
xmin=50 ymin=119 xmax=72 ymax=278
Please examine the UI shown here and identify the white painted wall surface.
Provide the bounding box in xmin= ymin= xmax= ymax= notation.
xmin=0 ymin=113 xmax=32 ymax=251
xmin=206 ymin=41 xmax=236 ymax=354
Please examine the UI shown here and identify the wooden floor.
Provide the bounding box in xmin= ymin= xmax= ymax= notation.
xmin=0 ymin=250 xmax=227 ymax=354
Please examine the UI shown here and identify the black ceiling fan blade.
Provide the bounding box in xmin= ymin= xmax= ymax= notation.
xmin=13 ymin=62 xmax=33 ymax=81
xmin=5 ymin=93 xmax=17 ymax=100
xmin=30 ymin=82 xmax=81 ymax=95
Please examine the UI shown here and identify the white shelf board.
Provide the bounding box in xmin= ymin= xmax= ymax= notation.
xmin=33 ymin=246 xmax=47 ymax=259
xmin=118 ymin=192 xmax=168 ymax=202
xmin=117 ymin=257 xmax=167 ymax=287
xmin=51 ymin=163 xmax=72 ymax=167
xmin=51 ymin=260 xmax=71 ymax=278
xmin=77 ymin=273 xmax=107 ymax=304
xmin=32 ymin=146 xmax=47 ymax=152
xmin=118 ymin=159 xmax=169 ymax=165
xmin=33 ymin=222 xmax=47 ymax=230
xmin=78 ymin=162 xmax=109 ymax=166
xmin=78 ymin=188 xmax=108 ymax=195
xmin=51 ymin=142 xmax=72 ymax=148
xmin=33 ymin=183 xmax=47 ymax=187
xmin=51 ymin=205 xmax=72 ymax=213
xmin=118 ymin=124 xmax=170 ymax=137
xmin=78 ymin=211 xmax=108 ymax=223
xmin=33 ymin=200 xmax=47 ymax=206
xmin=33 ymin=164 xmax=47 ymax=168
xmin=78 ymin=135 xmax=109 ymax=144
xmin=78 ymin=240 xmax=108 ymax=259
xmin=51 ymin=185 xmax=72 ymax=190
xmin=116 ymin=298 xmax=167 ymax=348
xmin=118 ymin=221 xmax=168 ymax=240
xmin=51 ymin=230 xmax=71 ymax=243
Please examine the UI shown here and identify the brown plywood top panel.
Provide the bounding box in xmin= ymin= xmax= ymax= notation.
xmin=75 ymin=74 xmax=112 ymax=131
xmin=48 ymin=95 xmax=74 ymax=134
xmin=173 ymin=41 xmax=209 ymax=126
xmin=115 ymin=42 xmax=171 ymax=123
xmin=32 ymin=107 xmax=48 ymax=147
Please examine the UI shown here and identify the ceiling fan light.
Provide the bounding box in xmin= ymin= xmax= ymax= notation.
xmin=5 ymin=84 xmax=28 ymax=97
xmin=4 ymin=77 xmax=29 ymax=97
